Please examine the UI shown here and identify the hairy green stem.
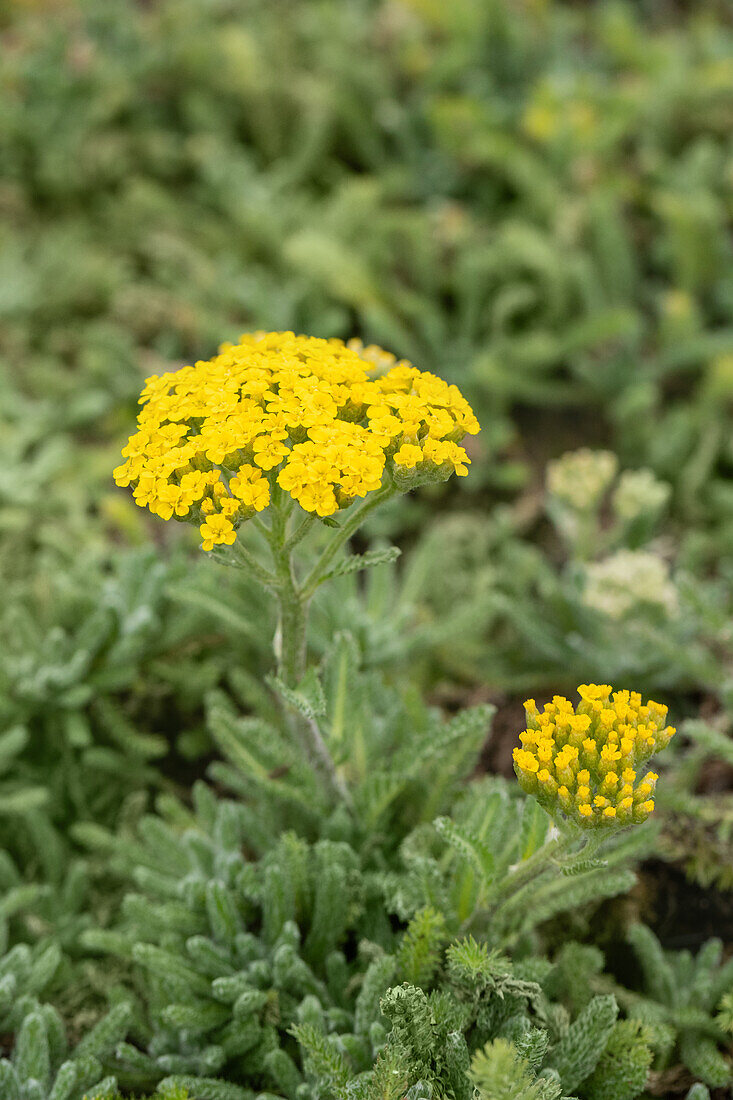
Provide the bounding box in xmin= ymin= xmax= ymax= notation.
xmin=486 ymin=828 xmax=599 ymax=933
xmin=304 ymin=714 xmax=353 ymax=807
xmin=269 ymin=501 xmax=309 ymax=686
xmin=266 ymin=498 xmax=350 ymax=806
xmin=231 ymin=540 xmax=278 ymax=588
xmin=285 ymin=513 xmax=317 ymax=553
xmin=493 ymin=835 xmax=566 ymax=900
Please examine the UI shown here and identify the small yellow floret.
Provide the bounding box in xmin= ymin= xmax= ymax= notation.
xmin=513 ymin=749 xmax=539 ymax=774
xmin=578 ymin=684 xmax=612 ymax=700
xmin=393 ymin=443 xmax=424 ymax=468
xmin=200 ymin=514 xmax=236 ymax=552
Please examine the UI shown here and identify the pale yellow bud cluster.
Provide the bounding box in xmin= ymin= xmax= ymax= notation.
xmin=546 ymin=449 xmax=618 ymax=512
xmin=114 ymin=332 xmax=479 ymax=550
xmin=612 ymin=469 xmax=670 ymax=523
xmin=513 ymin=684 xmax=675 ymax=828
xmin=582 ymin=550 xmax=678 ymax=620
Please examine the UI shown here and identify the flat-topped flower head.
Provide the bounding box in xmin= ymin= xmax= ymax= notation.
xmin=114 ymin=332 xmax=479 ymax=551
xmin=513 ymin=684 xmax=675 ymax=828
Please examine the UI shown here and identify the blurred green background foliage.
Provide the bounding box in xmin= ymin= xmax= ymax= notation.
xmin=1 ymin=0 xmax=733 ymax=1095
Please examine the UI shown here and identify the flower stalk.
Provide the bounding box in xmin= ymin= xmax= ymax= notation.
xmin=485 ymin=826 xmax=602 ymax=932
xmin=268 ymin=490 xmax=310 ymax=686
xmin=113 ymin=331 xmax=480 ymax=811
xmin=261 ymin=492 xmax=351 ymax=806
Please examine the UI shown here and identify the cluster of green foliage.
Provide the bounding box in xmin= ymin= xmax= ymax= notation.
xmin=3 ymin=0 xmax=733 ymax=502
xmin=1 ymin=0 xmax=733 ymax=1097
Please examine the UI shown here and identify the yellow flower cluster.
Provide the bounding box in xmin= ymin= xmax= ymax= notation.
xmin=113 ymin=332 xmax=479 ymax=550
xmin=513 ymin=684 xmax=675 ymax=828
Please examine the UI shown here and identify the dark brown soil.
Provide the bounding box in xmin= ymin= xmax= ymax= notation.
xmin=638 ymin=859 xmax=733 ymax=951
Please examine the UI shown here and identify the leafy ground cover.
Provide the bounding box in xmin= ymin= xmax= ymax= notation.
xmin=1 ymin=0 xmax=733 ymax=1097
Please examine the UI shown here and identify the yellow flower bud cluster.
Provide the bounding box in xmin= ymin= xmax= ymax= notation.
xmin=513 ymin=684 xmax=675 ymax=828
xmin=114 ymin=332 xmax=479 ymax=550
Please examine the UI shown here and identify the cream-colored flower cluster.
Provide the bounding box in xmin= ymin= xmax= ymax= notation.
xmin=546 ymin=449 xmax=618 ymax=512
xmin=513 ymin=684 xmax=675 ymax=828
xmin=113 ymin=332 xmax=479 ymax=550
xmin=582 ymin=550 xmax=678 ymax=620
xmin=612 ymin=469 xmax=671 ymax=524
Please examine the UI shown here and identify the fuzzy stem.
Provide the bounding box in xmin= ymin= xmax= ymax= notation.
xmin=485 ymin=827 xmax=601 ymax=935
xmin=268 ymin=499 xmax=309 ymax=686
xmin=285 ymin=512 xmax=317 ymax=553
xmin=304 ymin=714 xmax=353 ymax=807
xmin=487 ymin=829 xmax=578 ymax=910
xmin=266 ymin=497 xmax=350 ymax=805
xmin=230 ymin=540 xmax=278 ymax=588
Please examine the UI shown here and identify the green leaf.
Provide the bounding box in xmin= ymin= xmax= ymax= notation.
xmin=321 ymin=546 xmax=401 ymax=581
xmin=581 ymin=1020 xmax=652 ymax=1100
xmin=158 ymin=1076 xmax=253 ymax=1099
xmin=548 ymin=995 xmax=619 ymax=1092
xmin=434 ymin=817 xmax=494 ymax=881
xmin=14 ymin=1011 xmax=51 ymax=1090
xmin=519 ymin=799 xmax=550 ymax=860
xmin=0 ymin=1063 xmax=20 ymax=1100
xmin=48 ymin=1061 xmax=78 ymax=1100
xmin=470 ymin=1039 xmax=560 ymax=1100
xmin=0 ymin=787 xmax=49 ymax=816
xmin=679 ymin=1033 xmax=731 ymax=1089
xmin=267 ymin=668 xmax=326 ymax=720
xmin=396 ymin=908 xmax=447 ymax=988
xmin=73 ymin=1002 xmax=132 ymax=1061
